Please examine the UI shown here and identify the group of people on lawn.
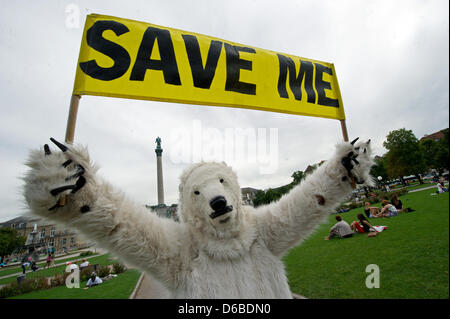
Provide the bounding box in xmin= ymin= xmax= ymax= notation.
xmin=325 ymin=194 xmax=413 ymax=240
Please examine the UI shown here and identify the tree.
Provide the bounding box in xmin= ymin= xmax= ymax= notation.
xmin=370 ymin=156 xmax=388 ymax=184
xmin=419 ymin=139 xmax=438 ymax=169
xmin=419 ymin=128 xmax=449 ymax=176
xmin=435 ymin=128 xmax=449 ymax=175
xmin=0 ymin=228 xmax=26 ymax=261
xmin=383 ymin=128 xmax=426 ymax=184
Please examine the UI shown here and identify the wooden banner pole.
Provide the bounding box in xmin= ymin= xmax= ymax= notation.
xmin=65 ymin=95 xmax=81 ymax=144
xmin=340 ymin=119 xmax=349 ymax=142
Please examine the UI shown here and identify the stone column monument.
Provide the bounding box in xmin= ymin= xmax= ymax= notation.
xmin=155 ymin=137 xmax=165 ymax=206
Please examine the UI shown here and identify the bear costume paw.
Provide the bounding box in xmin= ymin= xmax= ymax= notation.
xmin=23 ymin=138 xmax=98 ymax=221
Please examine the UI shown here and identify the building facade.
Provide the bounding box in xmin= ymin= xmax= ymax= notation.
xmin=0 ymin=216 xmax=89 ymax=256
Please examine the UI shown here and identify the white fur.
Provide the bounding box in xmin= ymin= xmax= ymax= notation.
xmin=23 ymin=140 xmax=374 ymax=298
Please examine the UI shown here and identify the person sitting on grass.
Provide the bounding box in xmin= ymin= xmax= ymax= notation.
xmin=436 ymin=181 xmax=448 ymax=194
xmin=30 ymin=261 xmax=38 ymax=272
xmin=390 ymin=195 xmax=414 ymax=213
xmin=380 ymin=200 xmax=398 ymax=217
xmin=79 ymin=259 xmax=90 ymax=270
xmin=350 ymin=214 xmax=385 ymax=238
xmin=363 ymin=202 xmax=382 ymax=218
xmin=83 ymin=272 xmax=103 ymax=289
xmin=324 ymin=215 xmax=354 ymax=240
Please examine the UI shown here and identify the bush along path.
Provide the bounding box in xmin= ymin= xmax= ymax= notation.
xmin=0 ymin=258 xmax=129 ymax=299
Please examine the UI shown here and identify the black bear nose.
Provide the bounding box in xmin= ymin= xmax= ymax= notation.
xmin=210 ymin=196 xmax=227 ymax=211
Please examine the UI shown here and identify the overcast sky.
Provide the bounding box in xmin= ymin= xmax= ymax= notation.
xmin=0 ymin=0 xmax=448 ymax=222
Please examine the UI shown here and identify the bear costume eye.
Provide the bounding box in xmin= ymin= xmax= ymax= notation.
xmin=194 ymin=191 xmax=200 ymax=195
xmin=220 ymin=178 xmax=224 ymax=183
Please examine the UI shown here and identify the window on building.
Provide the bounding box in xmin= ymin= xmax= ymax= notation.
xmin=11 ymin=224 xmax=15 ymax=229
xmin=19 ymin=223 xmax=24 ymax=229
xmin=62 ymin=238 xmax=66 ymax=245
xmin=70 ymin=237 xmax=74 ymax=244
xmin=40 ymin=229 xmax=46 ymax=239
xmin=49 ymin=238 xmax=54 ymax=247
xmin=50 ymin=228 xmax=55 ymax=237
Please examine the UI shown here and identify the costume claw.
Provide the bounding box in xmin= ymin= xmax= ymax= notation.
xmin=71 ymin=176 xmax=86 ymax=193
xmin=50 ymin=176 xmax=86 ymax=196
xmin=350 ymin=137 xmax=359 ymax=145
xmin=50 ymin=137 xmax=68 ymax=152
xmin=50 ymin=184 xmax=76 ymax=196
xmin=65 ymin=164 xmax=85 ymax=181
xmin=62 ymin=159 xmax=73 ymax=168
xmin=44 ymin=144 xmax=51 ymax=155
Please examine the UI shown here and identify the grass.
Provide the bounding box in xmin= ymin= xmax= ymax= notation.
xmin=0 ymin=253 xmax=99 ymax=277
xmin=0 ymin=254 xmax=117 ymax=286
xmin=283 ymin=189 xmax=449 ymax=299
xmin=8 ymin=269 xmax=141 ymax=299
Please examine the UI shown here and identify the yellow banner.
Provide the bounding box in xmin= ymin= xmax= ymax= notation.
xmin=74 ymin=14 xmax=345 ymax=120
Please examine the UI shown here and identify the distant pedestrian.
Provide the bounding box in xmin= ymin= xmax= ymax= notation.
xmin=45 ymin=254 xmax=52 ymax=269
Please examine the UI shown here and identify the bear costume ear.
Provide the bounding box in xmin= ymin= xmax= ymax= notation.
xmin=178 ymin=162 xmax=206 ymax=194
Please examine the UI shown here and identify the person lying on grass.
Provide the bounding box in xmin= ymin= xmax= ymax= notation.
xmin=324 ymin=215 xmax=354 ymax=240
xmin=350 ymin=214 xmax=387 ymax=238
xmin=83 ymin=272 xmax=103 ymax=290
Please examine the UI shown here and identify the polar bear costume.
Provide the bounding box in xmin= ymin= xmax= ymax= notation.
xmin=23 ymin=138 xmax=373 ymax=298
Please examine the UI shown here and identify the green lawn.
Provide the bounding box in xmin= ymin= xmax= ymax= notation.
xmin=9 ymin=269 xmax=141 ymax=299
xmin=284 ymin=189 xmax=449 ymax=299
xmin=0 ymin=253 xmax=99 ymax=277
xmin=0 ymin=254 xmax=117 ymax=286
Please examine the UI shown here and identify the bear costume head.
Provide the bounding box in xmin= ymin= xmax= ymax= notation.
xmin=178 ymin=162 xmax=245 ymax=239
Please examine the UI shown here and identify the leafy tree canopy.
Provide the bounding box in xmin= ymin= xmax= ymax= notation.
xmin=0 ymin=228 xmax=26 ymax=260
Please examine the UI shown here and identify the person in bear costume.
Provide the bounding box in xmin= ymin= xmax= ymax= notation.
xmin=23 ymin=137 xmax=373 ymax=298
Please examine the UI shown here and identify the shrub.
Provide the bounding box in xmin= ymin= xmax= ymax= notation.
xmin=0 ymin=282 xmax=19 ymax=299
xmin=18 ymin=279 xmax=36 ymax=294
xmin=80 ymin=266 xmax=95 ymax=281
xmin=112 ymin=262 xmax=126 ymax=274
xmin=79 ymin=250 xmax=94 ymax=257
xmin=50 ymin=272 xmax=70 ymax=288
xmin=98 ymin=265 xmax=111 ymax=278
xmin=35 ymin=277 xmax=50 ymax=290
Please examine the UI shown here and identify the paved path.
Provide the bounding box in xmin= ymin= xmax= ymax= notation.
xmin=408 ymin=184 xmax=443 ymax=193
xmin=130 ymin=273 xmax=170 ymax=299
xmin=129 ymin=273 xmax=306 ymax=299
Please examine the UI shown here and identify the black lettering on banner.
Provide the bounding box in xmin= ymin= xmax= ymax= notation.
xmin=130 ymin=26 xmax=181 ymax=85
xmin=224 ymin=43 xmax=256 ymax=95
xmin=277 ymin=54 xmax=315 ymax=103
xmin=182 ymin=35 xmax=222 ymax=89
xmin=79 ymin=20 xmax=131 ymax=81
xmin=314 ymin=63 xmax=339 ymax=107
